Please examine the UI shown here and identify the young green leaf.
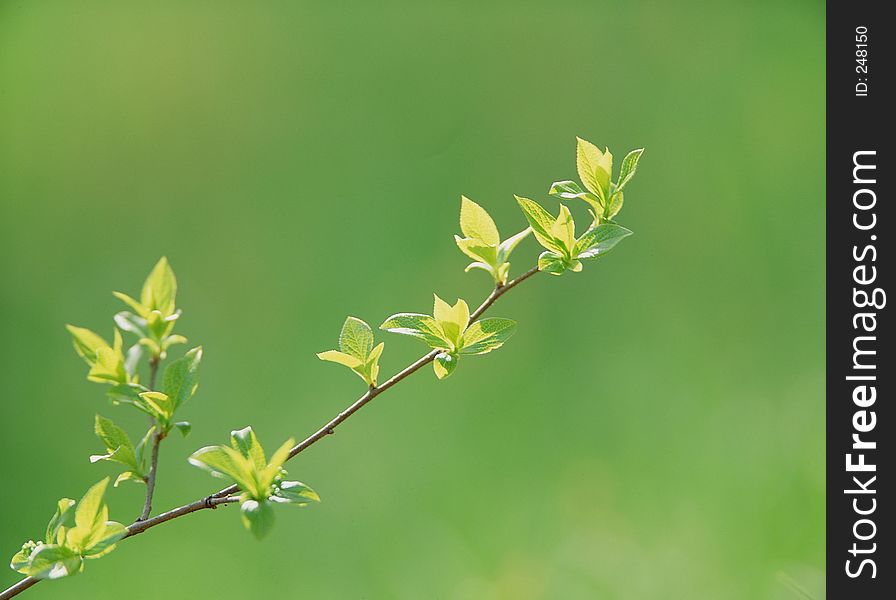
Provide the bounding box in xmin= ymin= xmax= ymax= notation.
xmin=576 ymin=136 xmax=613 ymax=202
xmin=12 ymin=478 xmax=128 ymax=579
xmin=230 ymin=426 xmax=267 ymax=471
xmin=317 ymin=350 xmax=363 ymax=369
xmin=459 ymin=195 xmax=499 ymax=246
xmin=190 ymin=427 xmax=317 ymax=539
xmin=433 ymin=352 xmax=458 ymax=379
xmin=114 ymin=471 xmax=145 ymax=487
xmin=454 ymin=196 xmax=530 ymax=284
xmin=496 ymin=227 xmax=531 ymax=264
xmin=188 ymin=445 xmax=256 ymax=492
xmin=382 ymin=296 xmax=517 ymax=379
xmin=515 ymin=196 xmax=564 ymax=254
xmin=338 ymin=317 xmax=374 ymax=360
xmin=616 ymin=148 xmax=644 ymax=192
xmin=65 ymin=325 xmax=110 ymax=366
xmin=319 ymin=317 xmax=385 ymax=386
xmin=44 ymin=499 xmax=76 ymax=546
xmin=379 ymin=313 xmax=448 ymax=348
xmin=459 ymin=318 xmax=517 ymax=355
xmin=67 ymin=326 xmax=130 ymax=385
xmin=240 ymin=499 xmax=275 ymax=540
xmin=271 ymin=481 xmax=321 ymax=506
xmin=140 ymin=257 xmax=177 ymax=317
xmin=574 ymin=223 xmax=634 ymax=259
xmin=91 ymin=415 xmax=139 ymax=472
xmin=162 ymin=346 xmax=202 ymax=410
xmin=13 ymin=544 xmax=82 ymax=580
xmin=114 ymin=257 xmax=186 ymax=359
xmin=432 ymin=295 xmax=469 ymax=347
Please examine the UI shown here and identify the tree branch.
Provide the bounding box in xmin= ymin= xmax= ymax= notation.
xmin=1 ymin=266 xmax=540 ymax=599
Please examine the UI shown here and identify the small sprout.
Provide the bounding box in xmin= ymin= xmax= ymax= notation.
xmin=10 ymin=478 xmax=127 ymax=580
xmin=380 ymin=295 xmax=517 ymax=379
xmin=516 ymin=196 xmax=632 ymax=276
xmin=113 ymin=257 xmax=186 ymax=361
xmin=317 ymin=317 xmax=384 ymax=387
xmin=188 ymin=426 xmax=319 ymax=540
xmin=549 ymin=136 xmax=644 ymax=226
xmin=454 ymin=196 xmax=530 ymax=285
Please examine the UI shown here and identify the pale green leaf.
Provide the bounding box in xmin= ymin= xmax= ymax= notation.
xmin=113 ymin=311 xmax=148 ymax=337
xmin=45 ymin=499 xmax=76 ymax=545
xmin=230 ymin=426 xmax=267 ymax=471
xmin=515 ymin=196 xmax=564 ymax=253
xmin=454 ymin=236 xmax=498 ymax=265
xmin=317 ymin=350 xmax=363 ymax=369
xmin=240 ymin=499 xmax=275 ymax=540
xmin=538 ymin=251 xmax=567 ymax=275
xmin=138 ymin=391 xmax=173 ymax=420
xmin=16 ymin=544 xmax=82 ymax=580
xmin=113 ymin=471 xmax=145 ymax=487
xmin=463 ymin=261 xmax=494 ymax=275
xmin=549 ymin=205 xmax=576 ymax=252
xmin=162 ymin=346 xmax=202 ymax=410
xmin=140 ymin=257 xmax=177 ymax=316
xmin=576 ymin=137 xmax=612 ymax=200
xmin=65 ymin=325 xmax=109 ymax=366
xmin=338 ymin=317 xmax=374 ymax=360
xmin=496 ymin=228 xmax=530 ymax=263
xmin=459 ymin=318 xmax=517 ymax=355
xmin=574 ymin=223 xmax=634 ymax=259
xmin=189 ymin=445 xmax=256 ymax=493
xmin=433 ymin=352 xmax=458 ymax=379
xmin=173 ymin=421 xmax=192 ymax=437
xmin=549 ymin=180 xmax=585 ymax=199
xmin=93 ymin=415 xmax=138 ymax=470
xmin=433 ymin=295 xmax=469 ymax=346
xmin=82 ymin=521 xmax=127 ymax=558
xmin=112 ymin=292 xmax=149 ymax=318
xmin=616 ymin=148 xmax=644 ymax=191
xmin=380 ymin=313 xmax=448 ymax=348
xmin=605 ymin=191 xmax=624 ymax=220
xmin=271 ymin=480 xmax=320 ymax=506
xmin=67 ymin=479 xmax=110 ymax=550
xmin=459 ymin=196 xmax=499 ymax=245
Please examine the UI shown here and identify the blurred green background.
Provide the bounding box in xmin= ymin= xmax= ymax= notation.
xmin=0 ymin=0 xmax=824 ymax=598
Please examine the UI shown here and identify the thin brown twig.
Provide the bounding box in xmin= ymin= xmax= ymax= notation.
xmin=138 ymin=355 xmax=163 ymax=521
xmin=0 ymin=266 xmax=540 ymax=600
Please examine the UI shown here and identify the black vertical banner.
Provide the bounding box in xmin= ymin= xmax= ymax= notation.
xmin=827 ymin=1 xmax=892 ymax=597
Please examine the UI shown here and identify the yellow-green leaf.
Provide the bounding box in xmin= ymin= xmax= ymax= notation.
xmin=576 ymin=137 xmax=612 ymax=200
xmin=140 ymin=257 xmax=177 ymax=316
xmin=65 ymin=325 xmax=109 ymax=366
xmin=550 ymin=205 xmax=576 ymax=252
xmin=433 ymin=295 xmax=469 ymax=346
xmin=459 ymin=196 xmax=499 ymax=245
xmin=317 ymin=350 xmax=363 ymax=369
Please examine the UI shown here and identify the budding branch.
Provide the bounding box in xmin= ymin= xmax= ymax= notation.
xmin=1 ymin=266 xmax=540 ymax=600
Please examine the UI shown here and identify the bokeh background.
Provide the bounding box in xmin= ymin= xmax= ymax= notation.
xmin=0 ymin=1 xmax=824 ymax=598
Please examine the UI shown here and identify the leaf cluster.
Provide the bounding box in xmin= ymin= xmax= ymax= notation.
xmin=381 ymin=295 xmax=516 ymax=379
xmin=317 ymin=317 xmax=384 ymax=386
xmin=11 ymin=478 xmax=126 ymax=580
xmin=189 ymin=427 xmax=319 ymax=539
xmin=548 ymin=137 xmax=643 ymax=226
xmin=454 ymin=196 xmax=530 ymax=285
